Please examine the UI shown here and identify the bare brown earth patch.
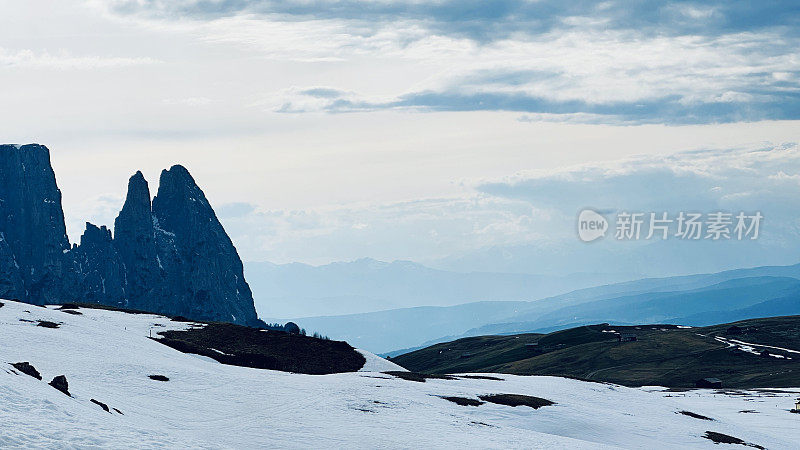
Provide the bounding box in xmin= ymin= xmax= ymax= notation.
xmin=383 ymin=371 xmax=457 ymax=383
xmin=478 ymin=394 xmax=554 ymax=409
xmin=703 ymin=431 xmax=764 ymax=449
xmin=156 ymin=323 xmax=365 ymax=375
xmin=439 ymin=396 xmax=484 ymax=406
xmin=678 ymin=410 xmax=714 ymax=421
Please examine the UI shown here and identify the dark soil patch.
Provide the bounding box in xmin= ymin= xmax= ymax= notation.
xmin=478 ymin=394 xmax=555 ymax=409
xmin=703 ymin=431 xmax=764 ymax=449
xmin=383 ymin=371 xmax=457 ymax=383
xmin=49 ymin=375 xmax=71 ymax=397
xmin=55 ymin=302 xmax=153 ymax=315
xmin=470 ymin=421 xmax=497 ymax=427
xmin=57 ymin=303 xmax=206 ymax=323
xmin=739 ymin=410 xmax=759 ymax=413
xmin=459 ymin=375 xmax=504 ymax=381
xmin=12 ymin=362 xmax=41 ymax=380
xmin=0 ymin=302 xmax=4 ymax=308
xmin=439 ymin=396 xmax=484 ymax=406
xmin=57 ymin=304 xmax=80 ymax=310
xmin=90 ymin=399 xmax=110 ymax=412
xmin=36 ymin=320 xmax=60 ymax=329
xmin=678 ymin=410 xmax=714 ymax=421
xmin=113 ymin=408 xmax=123 ymax=415
xmin=156 ymin=323 xmax=366 ymax=375
xmin=148 ymin=374 xmax=170 ymax=381
xmin=755 ymin=388 xmax=800 ymax=394
xmin=60 ymin=310 xmax=83 ymax=315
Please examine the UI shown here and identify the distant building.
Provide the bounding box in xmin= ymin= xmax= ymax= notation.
xmin=616 ymin=333 xmax=637 ymax=342
xmin=695 ymin=377 xmax=722 ymax=388
xmin=795 ymin=399 xmax=800 ymax=412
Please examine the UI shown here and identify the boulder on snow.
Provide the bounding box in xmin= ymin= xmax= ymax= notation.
xmin=284 ymin=322 xmax=301 ymax=334
xmin=90 ymin=398 xmax=110 ymax=412
xmin=36 ymin=320 xmax=60 ymax=328
xmin=149 ymin=374 xmax=169 ymax=381
xmin=11 ymin=362 xmax=42 ymax=380
xmin=49 ymin=375 xmax=71 ymax=396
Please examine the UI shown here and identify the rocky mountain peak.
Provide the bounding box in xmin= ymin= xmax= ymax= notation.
xmin=0 ymin=144 xmax=70 ymax=304
xmin=151 ymin=165 xmax=259 ymax=325
xmin=0 ymin=144 xmax=261 ymax=325
xmin=80 ymin=223 xmax=112 ymax=246
xmin=152 ymin=165 xmax=212 ymax=228
xmin=120 ymin=171 xmax=150 ymax=212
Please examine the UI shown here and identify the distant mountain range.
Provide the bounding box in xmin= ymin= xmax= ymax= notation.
xmin=433 ymin=238 xmax=800 ymax=280
xmin=289 ymin=263 xmax=800 ymax=354
xmin=246 ymin=258 xmax=636 ymax=318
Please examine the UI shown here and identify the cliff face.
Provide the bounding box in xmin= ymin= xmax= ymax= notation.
xmin=113 ymin=171 xmax=166 ymax=313
xmin=0 ymin=144 xmax=70 ymax=304
xmin=67 ymin=223 xmax=127 ymax=307
xmin=0 ymin=144 xmax=261 ymax=326
xmin=151 ymin=165 xmax=259 ymax=324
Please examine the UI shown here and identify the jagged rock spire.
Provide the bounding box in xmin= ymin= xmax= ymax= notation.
xmin=68 ymin=222 xmax=126 ymax=306
xmin=113 ymin=170 xmax=164 ymax=312
xmin=0 ymin=145 xmax=261 ymax=326
xmin=152 ymin=165 xmax=259 ymax=325
xmin=0 ymin=144 xmax=69 ymax=304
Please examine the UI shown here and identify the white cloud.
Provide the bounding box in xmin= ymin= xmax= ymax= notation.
xmin=206 ymin=143 xmax=800 ymax=267
xmin=0 ymin=48 xmax=159 ymax=70
xmin=217 ymin=195 xmax=545 ymax=264
xmin=92 ymin=1 xmax=800 ymax=123
xmin=162 ymin=97 xmax=213 ymax=106
xmin=480 ymin=143 xmax=800 ymax=235
xmin=3 ymin=0 xmax=799 ymax=273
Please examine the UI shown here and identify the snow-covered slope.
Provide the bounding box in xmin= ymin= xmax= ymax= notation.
xmin=1 ymin=299 xmax=798 ymax=448
xmin=356 ymin=349 xmax=406 ymax=372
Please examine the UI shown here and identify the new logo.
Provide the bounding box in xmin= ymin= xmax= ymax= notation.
xmin=578 ymin=209 xmax=608 ymax=242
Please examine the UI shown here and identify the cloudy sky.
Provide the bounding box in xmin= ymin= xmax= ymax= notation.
xmin=2 ymin=0 xmax=799 ymax=274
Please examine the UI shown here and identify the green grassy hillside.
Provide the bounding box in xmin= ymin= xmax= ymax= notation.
xmin=391 ymin=316 xmax=800 ymax=388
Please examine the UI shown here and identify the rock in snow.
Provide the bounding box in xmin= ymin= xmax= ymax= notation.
xmin=0 ymin=144 xmax=260 ymax=326
xmin=90 ymin=398 xmax=110 ymax=413
xmin=11 ymin=361 xmax=41 ymax=380
xmin=49 ymin=375 xmax=70 ymax=396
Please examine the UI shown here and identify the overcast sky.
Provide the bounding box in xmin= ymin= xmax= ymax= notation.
xmin=1 ymin=0 xmax=799 ymax=271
